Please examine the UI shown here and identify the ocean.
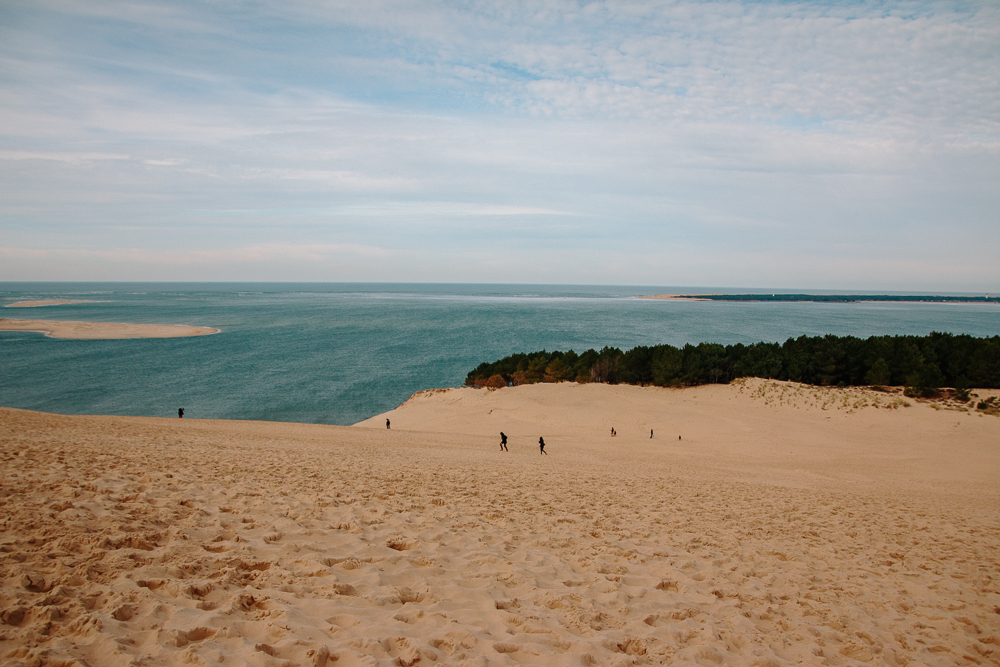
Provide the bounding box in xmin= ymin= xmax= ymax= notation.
xmin=1 ymin=282 xmax=997 ymax=425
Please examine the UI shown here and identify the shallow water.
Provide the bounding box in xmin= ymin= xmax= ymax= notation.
xmin=2 ymin=282 xmax=997 ymax=424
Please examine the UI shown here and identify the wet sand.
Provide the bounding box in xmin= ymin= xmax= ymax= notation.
xmin=1 ymin=379 xmax=998 ymax=666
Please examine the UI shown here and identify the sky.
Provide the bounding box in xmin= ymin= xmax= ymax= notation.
xmin=1 ymin=0 xmax=997 ymax=289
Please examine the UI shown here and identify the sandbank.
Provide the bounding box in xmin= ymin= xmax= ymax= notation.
xmin=1 ymin=379 xmax=998 ymax=666
xmin=5 ymin=300 xmax=96 ymax=308
xmin=636 ymin=294 xmax=711 ymax=300
xmin=0 ymin=318 xmax=219 ymax=339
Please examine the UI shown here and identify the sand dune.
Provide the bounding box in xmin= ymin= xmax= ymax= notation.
xmin=0 ymin=319 xmax=219 ymax=339
xmin=2 ymin=380 xmax=999 ymax=666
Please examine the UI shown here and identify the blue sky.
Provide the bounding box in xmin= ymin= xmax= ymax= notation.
xmin=1 ymin=0 xmax=997 ymax=289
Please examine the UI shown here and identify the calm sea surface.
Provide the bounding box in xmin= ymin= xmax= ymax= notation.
xmin=2 ymin=283 xmax=997 ymax=424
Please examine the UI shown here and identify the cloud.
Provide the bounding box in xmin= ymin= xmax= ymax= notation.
xmin=0 ymin=241 xmax=392 ymax=267
xmin=143 ymin=158 xmax=185 ymax=166
xmin=0 ymin=150 xmax=131 ymax=163
xmin=0 ymin=0 xmax=997 ymax=288
xmin=190 ymin=202 xmax=569 ymax=217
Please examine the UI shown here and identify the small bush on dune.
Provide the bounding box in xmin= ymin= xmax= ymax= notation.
xmin=484 ymin=374 xmax=506 ymax=389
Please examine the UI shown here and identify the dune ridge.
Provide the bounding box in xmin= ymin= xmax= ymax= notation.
xmin=1 ymin=380 xmax=999 ymax=666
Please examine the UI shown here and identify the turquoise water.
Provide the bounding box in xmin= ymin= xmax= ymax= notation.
xmin=1 ymin=283 xmax=997 ymax=424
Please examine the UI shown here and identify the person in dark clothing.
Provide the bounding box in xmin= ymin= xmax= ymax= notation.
xmin=650 ymin=429 xmax=653 ymax=438
xmin=539 ymin=436 xmax=547 ymax=455
xmin=178 ymin=407 xmax=184 ymax=419
xmin=500 ymin=432 xmax=508 ymax=452
xmin=386 ymin=418 xmax=390 ymax=429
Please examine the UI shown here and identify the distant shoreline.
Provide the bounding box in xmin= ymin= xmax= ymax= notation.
xmin=638 ymin=293 xmax=999 ymax=303
xmin=0 ymin=318 xmax=220 ymax=339
xmin=637 ymin=294 xmax=709 ymax=301
xmin=5 ymin=299 xmax=97 ymax=308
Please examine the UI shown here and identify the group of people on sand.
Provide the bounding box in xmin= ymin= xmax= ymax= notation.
xmin=499 ymin=432 xmax=547 ymax=454
xmin=612 ymin=426 xmax=680 ymax=440
xmin=184 ymin=409 xmax=674 ymax=450
xmin=499 ymin=428 xmax=680 ymax=454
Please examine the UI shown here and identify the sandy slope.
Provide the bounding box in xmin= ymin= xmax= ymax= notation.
xmin=358 ymin=381 xmax=1000 ymax=496
xmin=0 ymin=319 xmax=219 ymax=339
xmin=2 ymin=380 xmax=999 ymax=666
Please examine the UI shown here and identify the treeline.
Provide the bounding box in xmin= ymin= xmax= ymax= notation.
xmin=675 ymin=294 xmax=999 ymax=303
xmin=465 ymin=332 xmax=1000 ymax=393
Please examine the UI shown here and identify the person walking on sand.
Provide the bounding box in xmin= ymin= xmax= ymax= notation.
xmin=650 ymin=429 xmax=653 ymax=439
xmin=539 ymin=436 xmax=547 ymax=455
xmin=386 ymin=418 xmax=390 ymax=429
xmin=178 ymin=407 xmax=184 ymax=419
xmin=500 ymin=432 xmax=508 ymax=452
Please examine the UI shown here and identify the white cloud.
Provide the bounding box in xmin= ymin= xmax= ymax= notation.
xmin=0 ymin=150 xmax=131 ymax=163
xmin=0 ymin=241 xmax=392 ymax=267
xmin=189 ymin=202 xmax=570 ymax=217
xmin=143 ymin=158 xmax=185 ymax=166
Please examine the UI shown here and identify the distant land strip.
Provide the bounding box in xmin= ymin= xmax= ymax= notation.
xmin=5 ymin=300 xmax=96 ymax=307
xmin=639 ymin=293 xmax=999 ymax=303
xmin=0 ymin=319 xmax=220 ymax=339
